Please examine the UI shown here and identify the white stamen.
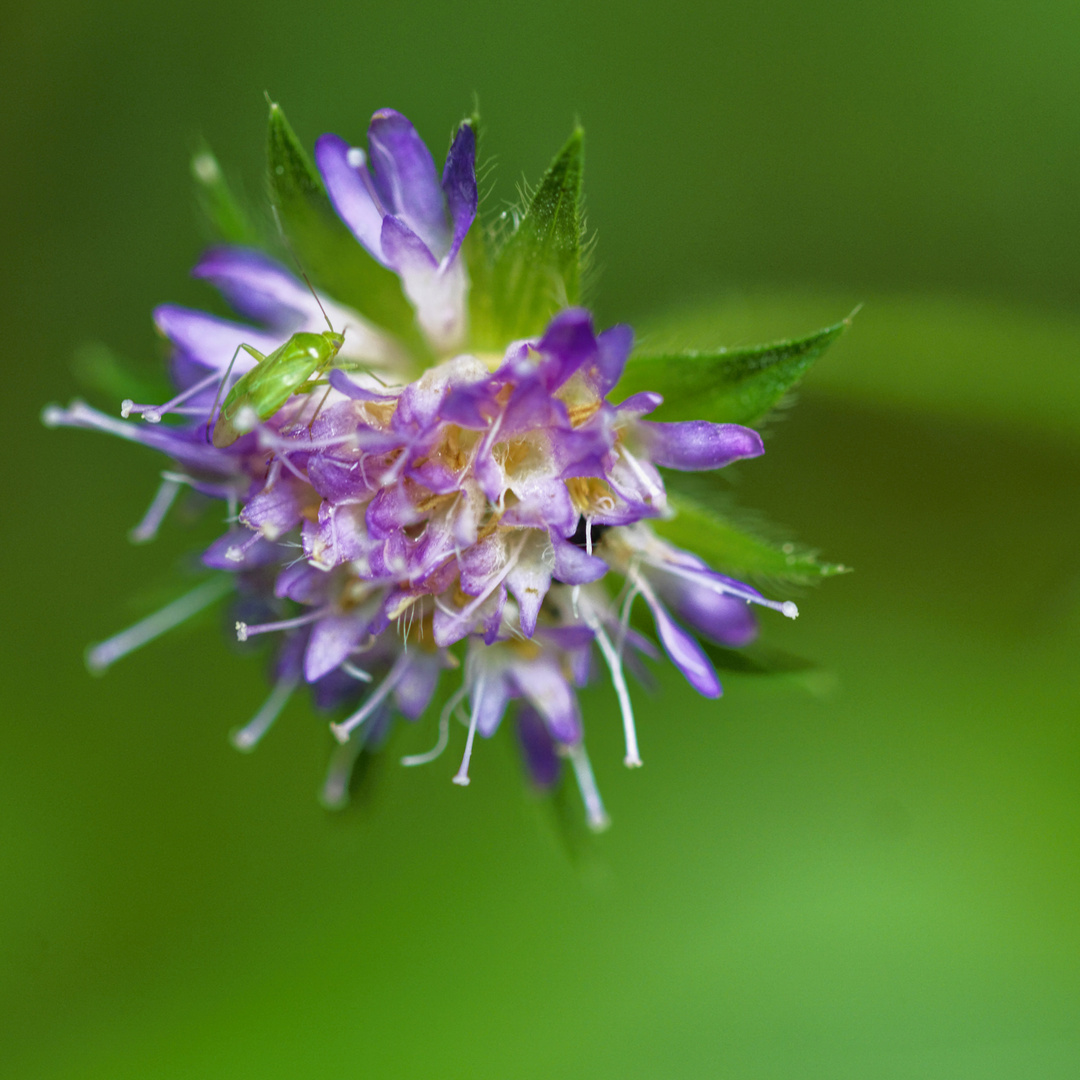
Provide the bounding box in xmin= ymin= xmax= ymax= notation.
xmin=341 ymin=661 xmax=373 ymax=683
xmin=590 ymin=620 xmax=642 ymax=768
xmin=641 ymin=556 xmax=799 ymax=618
xmin=585 ymin=516 xmax=594 ymax=556
xmin=567 ymin=742 xmax=610 ymax=832
xmin=619 ymin=445 xmax=664 ymax=501
xmin=401 ymin=685 xmax=467 ymax=767
xmin=230 ymin=676 xmax=298 ymax=752
xmin=320 ymin=737 xmax=363 ymax=810
xmin=330 ymin=653 xmax=409 ymax=743
xmin=452 ymin=678 xmax=484 ymax=786
xmin=129 ymin=476 xmax=182 ymax=544
xmin=346 ymin=147 xmax=366 ymax=169
xmin=85 ymin=576 xmax=232 ymax=674
xmin=123 ymin=370 xmax=221 ymax=424
xmin=224 ymin=532 xmax=263 ymax=564
xmin=234 ymin=607 xmax=328 ymax=642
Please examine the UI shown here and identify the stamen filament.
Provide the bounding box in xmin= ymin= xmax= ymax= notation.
xmin=235 ymin=607 xmax=328 ymax=642
xmin=129 ymin=476 xmax=182 ymax=544
xmin=85 ymin=576 xmax=232 ymax=674
xmin=590 ymin=621 xmax=642 ymax=768
xmin=230 ymin=676 xmax=298 ymax=751
xmin=452 ymin=677 xmax=484 ymax=786
xmin=341 ymin=661 xmax=373 ymax=683
xmin=402 ymin=685 xmax=467 ymax=767
xmin=567 ymin=742 xmax=610 ymax=832
xmin=122 ymin=370 xmax=221 ymax=423
xmin=330 ymin=653 xmax=409 ymax=743
xmin=640 ymin=557 xmax=799 ymax=619
xmin=320 ymin=737 xmax=364 ymax=810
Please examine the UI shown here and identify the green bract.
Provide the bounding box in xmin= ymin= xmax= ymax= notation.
xmin=653 ymin=494 xmax=849 ymax=584
xmin=613 ymin=314 xmax=855 ymax=426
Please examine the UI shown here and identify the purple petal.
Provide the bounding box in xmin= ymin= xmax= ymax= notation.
xmin=536 ymin=308 xmax=597 ymax=390
xmin=274 ymin=562 xmax=333 ymax=604
xmin=379 ymin=214 xmax=438 ymax=274
xmin=192 ymin=247 xmax=310 ymax=327
xmin=306 ymin=454 xmax=374 ymax=503
xmin=327 ymin=368 xmax=398 ymax=402
xmin=516 ymin=706 xmax=562 ymax=789
xmin=239 ymin=477 xmax=306 ymax=538
xmin=42 ymin=400 xmax=236 ymax=474
xmin=368 ymin=109 xmax=448 ymax=255
xmin=644 ymin=593 xmax=722 ymax=698
xmin=614 ymin=391 xmax=664 ymax=418
xmin=506 ymin=549 xmax=553 ymax=638
xmin=273 ymin=629 xmax=309 ymax=682
xmin=651 ymin=562 xmax=760 ymax=648
xmin=365 ymin=483 xmax=421 ymax=540
xmin=304 ymin=614 xmax=367 ymax=682
xmin=473 ymin=668 xmax=513 ymax=738
xmin=591 ymin=323 xmax=634 ymax=395
xmin=314 ymin=133 xmax=386 ymax=260
xmin=551 ymin=537 xmax=608 ymax=584
xmin=510 ymin=656 xmax=582 ymax=743
xmin=639 ymin=421 xmax=764 ymax=471
xmin=441 ymin=121 xmax=477 ymax=262
xmin=481 ymin=585 xmax=507 ymax=645
xmin=501 ymin=479 xmax=577 ymax=535
xmin=393 ymin=653 xmax=441 ymax=719
xmin=153 ymin=306 xmax=279 ymax=372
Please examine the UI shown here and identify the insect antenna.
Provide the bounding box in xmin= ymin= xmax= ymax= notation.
xmin=270 ymin=204 xmax=336 ymax=334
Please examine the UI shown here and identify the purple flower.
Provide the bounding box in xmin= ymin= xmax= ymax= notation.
xmin=44 ymin=106 xmax=810 ymax=831
xmin=316 ymin=110 xmax=477 ymax=353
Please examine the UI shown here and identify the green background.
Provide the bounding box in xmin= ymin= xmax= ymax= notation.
xmin=2 ymin=1 xmax=1079 ymax=1076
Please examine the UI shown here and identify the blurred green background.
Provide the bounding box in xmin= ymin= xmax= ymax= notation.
xmin=2 ymin=0 xmax=1079 ymax=1076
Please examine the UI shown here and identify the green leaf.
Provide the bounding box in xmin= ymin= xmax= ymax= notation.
xmin=613 ymin=314 xmax=854 ymax=426
xmin=481 ymin=127 xmax=585 ymax=344
xmin=652 ymin=493 xmax=850 ymax=583
xmin=190 ymin=144 xmax=260 ymax=246
xmin=265 ymin=100 xmax=421 ymax=350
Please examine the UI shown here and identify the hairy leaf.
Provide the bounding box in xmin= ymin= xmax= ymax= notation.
xmin=614 ymin=314 xmax=853 ymax=425
xmin=653 ymin=493 xmax=850 ymax=583
xmin=482 ymin=127 xmax=584 ymax=343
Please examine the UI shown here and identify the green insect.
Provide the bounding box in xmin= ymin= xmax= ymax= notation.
xmin=209 ymin=325 xmax=348 ymax=448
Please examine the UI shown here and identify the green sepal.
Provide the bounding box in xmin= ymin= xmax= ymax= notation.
xmin=190 ymin=143 xmax=260 ymax=246
xmin=478 ymin=127 xmax=585 ymax=345
xmin=652 ymin=493 xmax=849 ymax=584
xmin=265 ymin=100 xmax=422 ymax=352
xmin=613 ymin=314 xmax=854 ymax=426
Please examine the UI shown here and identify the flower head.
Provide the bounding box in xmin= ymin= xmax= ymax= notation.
xmin=44 ymin=103 xmax=845 ymax=829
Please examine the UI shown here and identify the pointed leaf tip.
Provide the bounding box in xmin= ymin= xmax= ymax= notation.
xmin=654 ymin=493 xmax=850 ymax=584
xmin=190 ymin=143 xmax=258 ymax=245
xmin=615 ymin=316 xmax=852 ymax=426
xmin=481 ymin=124 xmax=586 ymax=343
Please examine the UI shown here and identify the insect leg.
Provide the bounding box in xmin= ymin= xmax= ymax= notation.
xmin=204 ymin=343 xmax=265 ymax=443
xmin=307 ymin=384 xmax=334 ymax=436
